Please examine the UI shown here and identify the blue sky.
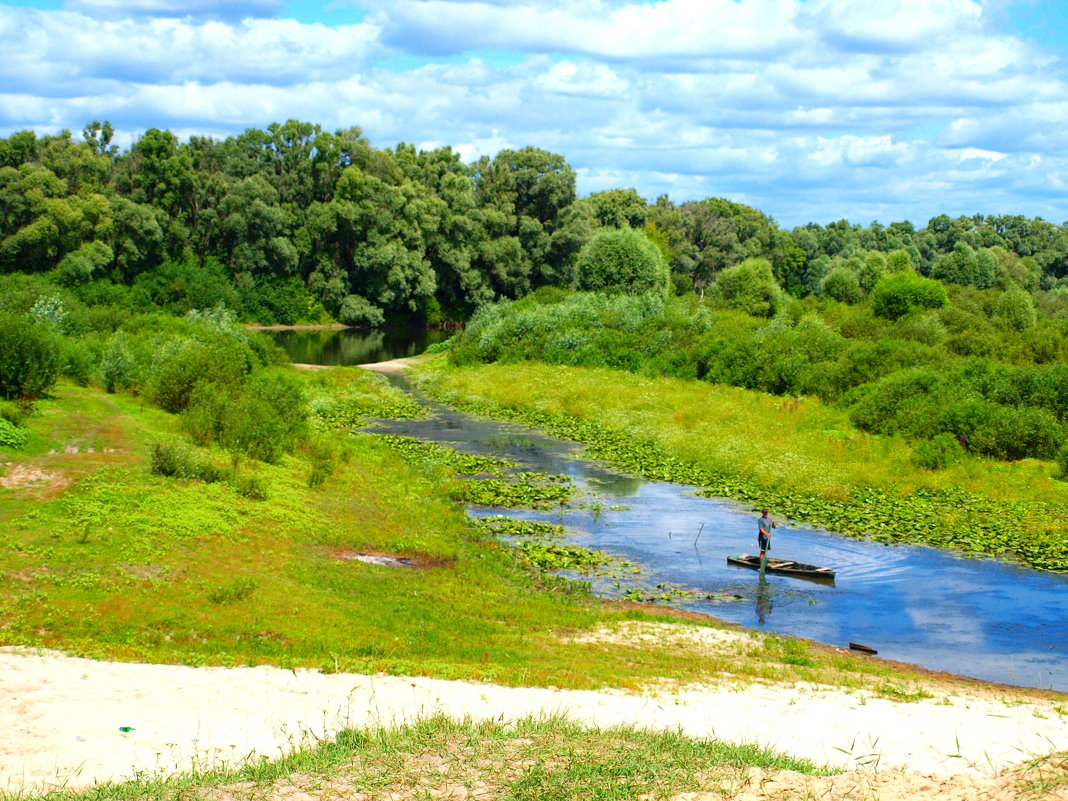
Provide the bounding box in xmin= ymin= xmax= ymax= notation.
xmin=2 ymin=0 xmax=1066 ymax=228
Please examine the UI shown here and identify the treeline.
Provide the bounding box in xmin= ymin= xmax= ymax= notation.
xmin=2 ymin=120 xmax=1067 ymax=326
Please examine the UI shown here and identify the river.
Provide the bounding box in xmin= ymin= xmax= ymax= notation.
xmin=272 ymin=330 xmax=1068 ymax=692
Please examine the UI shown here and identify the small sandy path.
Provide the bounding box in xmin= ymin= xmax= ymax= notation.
xmin=2 ymin=643 xmax=1066 ymax=795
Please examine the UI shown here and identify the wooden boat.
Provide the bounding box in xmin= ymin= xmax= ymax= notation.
xmin=727 ymin=553 xmax=836 ymax=581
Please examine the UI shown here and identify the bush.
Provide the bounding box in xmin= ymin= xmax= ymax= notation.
xmin=148 ymin=442 xmax=225 ymax=483
xmin=182 ymin=368 xmax=308 ymax=464
xmin=870 ymin=271 xmax=948 ymax=320
xmin=574 ymin=227 xmax=670 ymax=296
xmin=993 ymin=288 xmax=1037 ymax=331
xmin=1057 ymin=442 xmax=1068 ymax=480
xmin=0 ymin=417 xmax=28 ymax=449
xmin=715 ymin=258 xmax=783 ymax=317
xmin=821 ymin=267 xmax=863 ymax=304
xmin=0 ymin=312 xmax=64 ymax=399
xmin=910 ymin=433 xmax=964 ymax=470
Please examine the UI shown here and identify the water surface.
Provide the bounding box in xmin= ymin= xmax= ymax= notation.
xmin=270 ymin=327 xmax=450 ymax=366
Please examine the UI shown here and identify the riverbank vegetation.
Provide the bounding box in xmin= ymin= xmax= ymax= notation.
xmin=414 ymin=358 xmax=1068 ymax=570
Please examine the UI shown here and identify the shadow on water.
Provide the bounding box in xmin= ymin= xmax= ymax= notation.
xmin=366 ymin=371 xmax=1068 ymax=691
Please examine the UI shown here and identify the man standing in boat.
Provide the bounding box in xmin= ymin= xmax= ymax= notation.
xmin=758 ymin=508 xmax=776 ymax=567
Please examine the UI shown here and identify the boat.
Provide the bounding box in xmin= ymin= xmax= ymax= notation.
xmin=727 ymin=553 xmax=836 ymax=581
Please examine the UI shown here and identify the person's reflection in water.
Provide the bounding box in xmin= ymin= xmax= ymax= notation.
xmin=755 ymin=575 xmax=773 ymax=624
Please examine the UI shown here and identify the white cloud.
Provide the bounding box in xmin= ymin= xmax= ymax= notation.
xmin=0 ymin=8 xmax=382 ymax=92
xmin=0 ymin=0 xmax=1066 ymax=226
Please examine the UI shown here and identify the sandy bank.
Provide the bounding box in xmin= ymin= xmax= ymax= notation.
xmin=2 ymin=643 xmax=1065 ymax=795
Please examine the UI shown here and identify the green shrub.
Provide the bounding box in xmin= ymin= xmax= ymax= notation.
xmin=0 ymin=417 xmax=28 ymax=449
xmin=182 ymin=368 xmax=308 ymax=464
xmin=910 ymin=433 xmax=964 ymax=470
xmin=821 ymin=267 xmax=863 ymax=304
xmin=230 ymin=473 xmax=268 ymax=500
xmin=870 ymin=272 xmax=948 ymax=320
xmin=148 ymin=442 xmax=225 ymax=483
xmin=993 ymin=287 xmax=1037 ymax=331
xmin=101 ymin=333 xmax=138 ymax=393
xmin=130 ymin=256 xmax=240 ymax=315
xmin=574 ymin=227 xmax=670 ymax=296
xmin=1057 ymin=442 xmax=1068 ymax=480
xmin=0 ymin=312 xmax=64 ymax=399
xmin=714 ymin=258 xmax=783 ymax=317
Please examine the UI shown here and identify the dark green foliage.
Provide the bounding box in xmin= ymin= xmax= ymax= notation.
xmin=4 ymin=123 xmax=1068 ymax=329
xmin=0 ymin=312 xmax=64 ymax=399
xmin=870 ymin=271 xmax=948 ymax=320
xmin=182 ymin=368 xmax=308 ymax=464
xmin=131 ymin=256 xmax=241 ymax=315
xmin=1057 ymin=442 xmax=1068 ymax=480
xmin=148 ymin=441 xmax=226 ymax=483
xmin=821 ymin=266 xmax=863 ymax=304
xmin=574 ymin=227 xmax=670 ymax=296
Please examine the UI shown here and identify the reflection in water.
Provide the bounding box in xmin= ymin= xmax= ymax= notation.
xmin=270 ymin=327 xmax=450 ymax=366
xmin=354 ymin=372 xmax=1068 ymax=692
xmin=755 ymin=575 xmax=773 ymax=624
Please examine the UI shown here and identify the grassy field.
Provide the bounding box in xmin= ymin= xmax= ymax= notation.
xmin=412 ymin=359 xmax=1068 ymax=569
xmin=0 ymin=367 xmax=978 ymax=695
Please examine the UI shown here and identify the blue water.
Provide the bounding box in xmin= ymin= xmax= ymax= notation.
xmin=364 ymin=374 xmax=1068 ymax=692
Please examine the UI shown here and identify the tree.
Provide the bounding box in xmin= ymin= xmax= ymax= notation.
xmin=574 ymin=227 xmax=669 ymax=296
xmin=715 ymin=257 xmax=783 ymax=317
xmin=870 ymin=272 xmax=948 ymax=320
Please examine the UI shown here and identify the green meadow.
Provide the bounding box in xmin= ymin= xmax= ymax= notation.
xmin=0 ymin=367 xmax=959 ymax=695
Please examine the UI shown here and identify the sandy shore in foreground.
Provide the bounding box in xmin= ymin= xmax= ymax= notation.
xmin=2 ymin=640 xmax=1066 ymax=795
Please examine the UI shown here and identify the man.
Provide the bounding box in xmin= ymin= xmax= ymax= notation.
xmin=758 ymin=508 xmax=776 ymax=565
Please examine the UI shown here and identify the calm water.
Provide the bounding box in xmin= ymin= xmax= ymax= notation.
xmin=270 ymin=327 xmax=451 ymax=366
xmin=366 ymin=374 xmax=1068 ymax=692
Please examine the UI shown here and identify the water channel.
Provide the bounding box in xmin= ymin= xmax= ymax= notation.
xmin=272 ymin=330 xmax=1068 ymax=692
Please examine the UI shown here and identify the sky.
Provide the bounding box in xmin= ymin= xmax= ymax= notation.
xmin=1 ymin=0 xmax=1066 ymax=228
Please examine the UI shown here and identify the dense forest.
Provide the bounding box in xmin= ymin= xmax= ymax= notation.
xmin=2 ymin=119 xmax=1068 ymax=473
xmin=2 ymin=119 xmax=1067 ymax=325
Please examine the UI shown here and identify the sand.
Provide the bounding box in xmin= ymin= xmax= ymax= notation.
xmin=3 ymin=638 xmax=1066 ymax=797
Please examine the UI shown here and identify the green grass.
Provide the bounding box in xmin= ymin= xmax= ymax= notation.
xmin=0 ymin=369 xmax=970 ymax=696
xmin=412 ymin=359 xmax=1068 ymax=570
xmin=3 ymin=715 xmax=834 ymax=801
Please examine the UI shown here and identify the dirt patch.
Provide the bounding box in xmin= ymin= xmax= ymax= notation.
xmin=330 ymin=548 xmax=450 ymax=569
xmin=566 ymin=620 xmax=759 ymax=653
xmin=291 ymin=363 xmax=335 ymax=371
xmin=245 ymin=324 xmax=349 ymax=331
xmin=0 ymin=463 xmax=68 ymax=492
xmin=358 ymin=355 xmax=436 ymax=374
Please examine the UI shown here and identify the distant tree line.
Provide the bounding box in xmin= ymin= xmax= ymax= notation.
xmin=2 ymin=120 xmax=1067 ymax=325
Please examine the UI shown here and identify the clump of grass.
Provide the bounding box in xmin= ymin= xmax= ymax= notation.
xmin=5 ymin=715 xmax=835 ymax=801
